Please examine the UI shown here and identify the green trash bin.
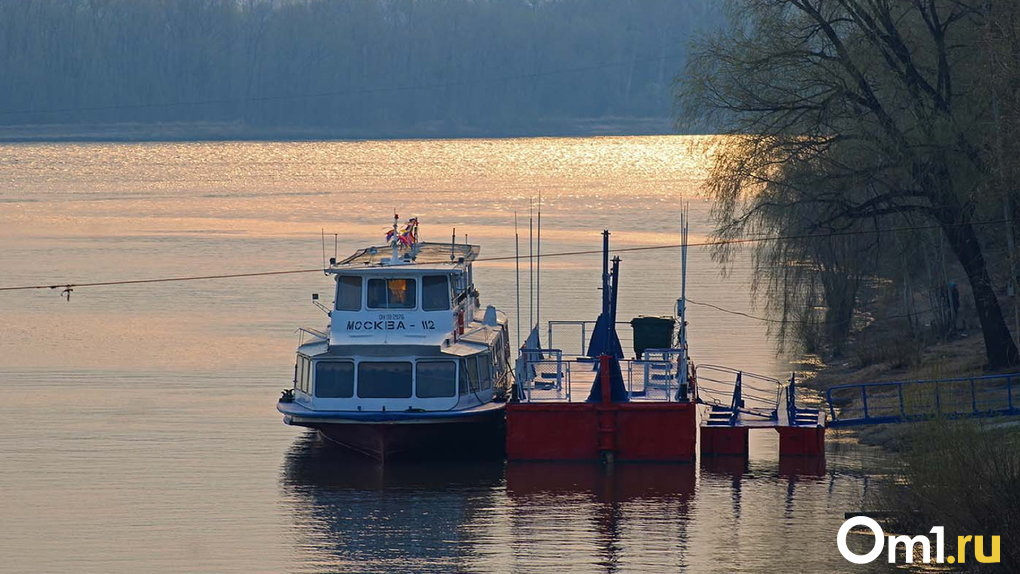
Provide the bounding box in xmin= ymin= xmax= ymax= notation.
xmin=630 ymin=316 xmax=675 ymax=359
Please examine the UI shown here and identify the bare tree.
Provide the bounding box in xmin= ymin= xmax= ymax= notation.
xmin=679 ymin=0 xmax=1020 ymax=368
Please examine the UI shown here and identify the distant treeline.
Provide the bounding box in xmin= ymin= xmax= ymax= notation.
xmin=0 ymin=0 xmax=722 ymax=137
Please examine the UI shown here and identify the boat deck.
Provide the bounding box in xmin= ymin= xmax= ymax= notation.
xmin=515 ymin=351 xmax=692 ymax=404
xmin=334 ymin=242 xmax=480 ymax=267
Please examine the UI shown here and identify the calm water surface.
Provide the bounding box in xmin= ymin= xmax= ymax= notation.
xmin=0 ymin=137 xmax=890 ymax=573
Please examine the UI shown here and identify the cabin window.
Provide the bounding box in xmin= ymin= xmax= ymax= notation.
xmin=461 ymin=356 xmax=480 ymax=394
xmin=415 ymin=361 xmax=457 ymax=398
xmin=336 ymin=276 xmax=362 ymax=311
xmin=302 ymin=357 xmax=312 ymax=394
xmin=422 ymin=275 xmax=451 ymax=311
xmin=293 ymin=354 xmax=308 ymax=395
xmin=367 ymin=278 xmax=417 ymax=309
xmin=315 ymin=361 xmax=354 ymax=398
xmin=295 ymin=355 xmax=311 ymax=394
xmin=479 ymin=352 xmax=493 ymax=390
xmin=357 ymin=362 xmax=413 ymax=398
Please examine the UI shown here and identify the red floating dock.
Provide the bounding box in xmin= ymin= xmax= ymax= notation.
xmin=776 ymin=426 xmax=826 ymax=457
xmin=699 ymin=426 xmax=749 ymax=456
xmin=506 ymin=401 xmax=697 ymax=462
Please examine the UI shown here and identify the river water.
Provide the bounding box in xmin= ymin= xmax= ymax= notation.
xmin=0 ymin=137 xmax=890 ymax=572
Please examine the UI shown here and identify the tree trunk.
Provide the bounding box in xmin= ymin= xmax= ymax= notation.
xmin=937 ymin=206 xmax=1020 ymax=369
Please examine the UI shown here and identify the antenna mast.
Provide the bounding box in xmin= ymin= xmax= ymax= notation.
xmin=536 ymin=191 xmax=542 ymax=330
xmin=515 ymin=211 xmax=521 ymax=352
xmin=529 ymin=198 xmax=534 ymax=331
xmin=678 ymin=204 xmax=690 ymax=390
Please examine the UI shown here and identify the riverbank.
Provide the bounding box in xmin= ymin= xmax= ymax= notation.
xmin=806 ymin=325 xmax=1020 ymax=449
xmin=807 ymin=320 xmax=1020 ymax=570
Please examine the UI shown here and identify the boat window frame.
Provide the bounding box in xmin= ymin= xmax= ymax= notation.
xmin=335 ymin=275 xmax=363 ymax=311
xmin=414 ymin=360 xmax=458 ymax=398
xmin=314 ymin=360 xmax=355 ymax=398
xmin=478 ymin=352 xmax=493 ymax=390
xmin=302 ymin=356 xmax=312 ymax=394
xmin=356 ymin=361 xmax=414 ymax=398
xmin=461 ymin=355 xmax=481 ymax=394
xmin=294 ymin=354 xmax=312 ymax=394
xmin=421 ymin=275 xmax=451 ymax=311
xmin=366 ymin=277 xmax=418 ymax=310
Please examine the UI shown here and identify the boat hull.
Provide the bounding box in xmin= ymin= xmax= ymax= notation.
xmin=279 ymin=402 xmax=506 ymax=461
xmin=316 ymin=417 xmax=504 ymax=461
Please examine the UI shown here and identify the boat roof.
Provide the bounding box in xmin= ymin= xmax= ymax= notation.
xmin=329 ymin=241 xmax=479 ymax=271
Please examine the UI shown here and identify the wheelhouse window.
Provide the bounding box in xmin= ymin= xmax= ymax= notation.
xmin=357 ymin=362 xmax=413 ymax=398
xmin=367 ymin=278 xmax=416 ymax=309
xmin=336 ymin=276 xmax=362 ymax=311
xmin=416 ymin=361 xmax=457 ymax=398
xmin=315 ymin=361 xmax=354 ymax=398
xmin=422 ymin=275 xmax=451 ymax=311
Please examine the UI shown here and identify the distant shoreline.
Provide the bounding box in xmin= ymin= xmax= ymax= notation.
xmin=0 ymin=117 xmax=707 ymax=143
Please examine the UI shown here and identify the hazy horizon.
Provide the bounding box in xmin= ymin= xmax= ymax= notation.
xmin=0 ymin=0 xmax=724 ymax=140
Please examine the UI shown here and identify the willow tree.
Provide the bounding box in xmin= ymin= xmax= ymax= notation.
xmin=679 ymin=0 xmax=1020 ymax=368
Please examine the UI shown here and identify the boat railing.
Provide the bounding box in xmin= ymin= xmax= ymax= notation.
xmin=515 ymin=348 xmax=689 ymax=403
xmin=546 ymin=320 xmax=637 ymax=358
xmin=297 ymin=327 xmax=329 ymax=346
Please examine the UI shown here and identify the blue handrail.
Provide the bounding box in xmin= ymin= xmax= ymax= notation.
xmin=826 ymin=373 xmax=1020 ymax=426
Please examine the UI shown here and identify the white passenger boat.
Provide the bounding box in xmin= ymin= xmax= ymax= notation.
xmin=277 ymin=217 xmax=512 ymax=460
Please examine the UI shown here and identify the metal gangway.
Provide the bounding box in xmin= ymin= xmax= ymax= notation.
xmin=826 ymin=373 xmax=1020 ymax=427
xmin=697 ymin=365 xmax=824 ymax=428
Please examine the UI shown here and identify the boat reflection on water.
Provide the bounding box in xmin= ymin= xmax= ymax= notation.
xmin=282 ymin=433 xmax=836 ymax=573
xmin=281 ymin=431 xmax=505 ymax=573
xmin=282 ymin=432 xmax=701 ymax=572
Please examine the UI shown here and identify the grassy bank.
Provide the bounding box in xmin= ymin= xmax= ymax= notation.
xmin=806 ymin=321 xmax=1020 ymax=570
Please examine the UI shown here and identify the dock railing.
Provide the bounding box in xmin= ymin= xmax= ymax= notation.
xmin=515 ymin=347 xmax=688 ymax=403
xmin=695 ymin=365 xmax=782 ymax=412
xmin=297 ymin=327 xmax=329 ymax=345
xmin=826 ymin=373 xmax=1019 ymax=426
xmin=546 ymin=320 xmax=637 ymax=358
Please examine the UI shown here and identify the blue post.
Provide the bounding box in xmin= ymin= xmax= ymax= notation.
xmin=787 ymin=373 xmax=797 ymax=425
xmin=898 ymin=383 xmax=906 ymax=420
xmin=1009 ymin=376 xmax=1015 ymax=412
xmin=934 ymin=382 xmax=941 ymax=415
xmin=730 ymin=372 xmax=743 ymax=426
xmin=971 ymin=378 xmax=978 ymax=414
xmin=861 ymin=385 xmax=869 ymax=422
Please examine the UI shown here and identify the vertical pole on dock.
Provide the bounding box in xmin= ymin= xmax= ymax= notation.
xmin=600 ymin=355 xmax=612 ymax=404
xmin=677 ymin=206 xmax=690 ymax=400
xmin=601 ymin=230 xmax=611 ymax=315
